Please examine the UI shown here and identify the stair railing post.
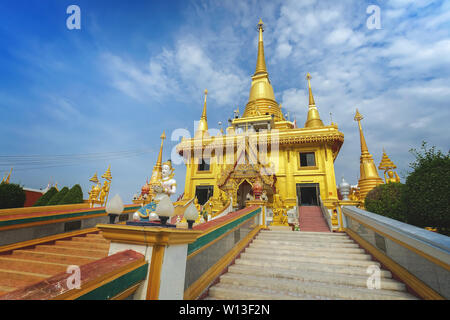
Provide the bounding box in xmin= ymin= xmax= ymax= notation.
xmin=97 ymin=224 xmax=202 ymax=300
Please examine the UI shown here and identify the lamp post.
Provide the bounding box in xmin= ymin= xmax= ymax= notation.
xmin=184 ymin=202 xmax=199 ymax=229
xmin=155 ymin=195 xmax=175 ymax=226
xmin=105 ymin=194 xmax=124 ymax=224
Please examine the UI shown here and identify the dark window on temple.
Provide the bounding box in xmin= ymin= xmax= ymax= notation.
xmin=198 ymin=158 xmax=210 ymax=171
xmin=195 ymin=186 xmax=214 ymax=205
xmin=299 ymin=152 xmax=316 ymax=167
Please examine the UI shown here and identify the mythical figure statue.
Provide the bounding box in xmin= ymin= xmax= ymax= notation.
xmin=99 ymin=180 xmax=110 ymax=205
xmin=161 ymin=160 xmax=176 ymax=196
xmin=133 ymin=160 xmax=177 ymax=222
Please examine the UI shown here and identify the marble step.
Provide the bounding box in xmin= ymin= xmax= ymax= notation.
xmin=249 ymin=242 xmax=365 ymax=254
xmin=244 ymin=246 xmax=372 ymax=261
xmin=208 ymin=283 xmax=330 ymax=300
xmin=252 ymin=239 xmax=360 ymax=248
xmin=228 ymin=264 xmax=405 ymax=291
xmin=240 ymin=252 xmax=379 ymax=268
xmin=261 ymin=230 xmax=345 ymax=237
xmin=235 ymin=257 xmax=392 ymax=278
xmin=256 ymin=234 xmax=354 ymax=243
xmin=218 ymin=273 xmax=417 ymax=300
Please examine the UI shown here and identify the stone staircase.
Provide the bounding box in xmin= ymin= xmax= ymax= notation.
xmin=0 ymin=232 xmax=110 ymax=296
xmin=298 ymin=206 xmax=330 ymax=232
xmin=206 ymin=229 xmax=418 ymax=300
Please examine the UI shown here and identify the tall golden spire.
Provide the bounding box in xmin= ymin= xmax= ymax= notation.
xmin=156 ymin=131 xmax=166 ymax=167
xmin=148 ymin=131 xmax=166 ymax=187
xmin=354 ymin=109 xmax=383 ymax=204
xmin=354 ymin=109 xmax=369 ymax=154
xmin=254 ymin=19 xmax=267 ymax=75
xmin=304 ymin=73 xmax=324 ymax=128
xmin=243 ymin=19 xmax=283 ymax=120
xmin=195 ymin=89 xmax=210 ymax=138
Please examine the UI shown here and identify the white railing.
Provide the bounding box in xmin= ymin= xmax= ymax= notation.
xmin=318 ymin=195 xmax=333 ymax=231
xmin=342 ymin=205 xmax=450 ymax=299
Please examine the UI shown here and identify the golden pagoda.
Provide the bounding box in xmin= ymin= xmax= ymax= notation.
xmin=176 ymin=20 xmax=344 ymax=214
xmin=354 ymin=109 xmax=384 ymax=203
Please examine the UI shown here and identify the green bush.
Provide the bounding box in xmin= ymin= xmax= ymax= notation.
xmin=46 ymin=187 xmax=70 ymax=206
xmin=404 ymin=142 xmax=450 ymax=235
xmin=33 ymin=187 xmax=58 ymax=207
xmin=365 ymin=182 xmax=407 ymax=223
xmin=60 ymin=184 xmax=84 ymax=205
xmin=0 ymin=182 xmax=26 ymax=209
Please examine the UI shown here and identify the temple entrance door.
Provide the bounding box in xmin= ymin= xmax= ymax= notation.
xmin=296 ymin=183 xmax=320 ymax=206
xmin=237 ymin=181 xmax=252 ymax=209
xmin=195 ymin=185 xmax=214 ymax=205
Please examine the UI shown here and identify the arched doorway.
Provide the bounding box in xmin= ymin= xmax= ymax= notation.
xmin=236 ymin=180 xmax=252 ymax=209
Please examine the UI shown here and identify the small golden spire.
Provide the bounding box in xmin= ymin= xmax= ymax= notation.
xmin=306 ymin=73 xmax=315 ymax=106
xmin=201 ymin=89 xmax=208 ymax=120
xmin=304 ymin=73 xmax=324 ymax=128
xmin=195 ymin=90 xmax=210 ymax=138
xmin=157 ymin=131 xmax=166 ymax=166
xmin=254 ymin=19 xmax=267 ymax=75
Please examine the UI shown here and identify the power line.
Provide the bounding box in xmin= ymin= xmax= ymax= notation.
xmin=0 ymin=148 xmax=154 ymax=172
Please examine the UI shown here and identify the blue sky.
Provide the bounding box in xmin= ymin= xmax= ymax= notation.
xmin=0 ymin=0 xmax=449 ymax=202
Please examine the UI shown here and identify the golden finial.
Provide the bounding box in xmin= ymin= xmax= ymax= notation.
xmin=201 ymin=89 xmax=208 ymax=120
xmin=257 ymin=18 xmax=264 ymax=30
xmin=354 ymin=108 xmax=364 ymax=122
xmin=254 ymin=19 xmax=267 ymax=75
xmin=306 ymin=73 xmax=315 ymax=106
xmin=101 ymin=165 xmax=112 ymax=181
xmin=354 ymin=108 xmax=369 ymax=154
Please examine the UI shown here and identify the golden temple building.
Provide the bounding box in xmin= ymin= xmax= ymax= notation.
xmin=176 ymin=20 xmax=344 ymax=213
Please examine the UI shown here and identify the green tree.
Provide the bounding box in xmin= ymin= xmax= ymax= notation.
xmin=365 ymin=182 xmax=407 ymax=223
xmin=46 ymin=187 xmax=69 ymax=206
xmin=404 ymin=142 xmax=450 ymax=235
xmin=60 ymin=184 xmax=84 ymax=205
xmin=0 ymin=182 xmax=26 ymax=209
xmin=33 ymin=187 xmax=58 ymax=207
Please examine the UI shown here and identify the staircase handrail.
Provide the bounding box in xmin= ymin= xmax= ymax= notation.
xmin=318 ymin=195 xmax=333 ymax=231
